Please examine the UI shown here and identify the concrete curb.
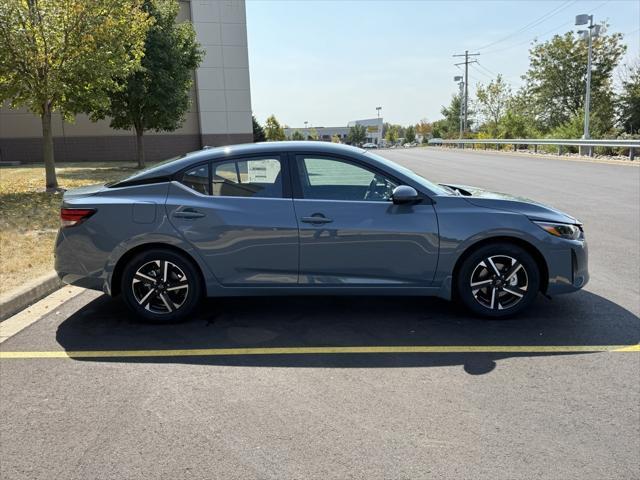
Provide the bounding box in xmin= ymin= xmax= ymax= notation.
xmin=0 ymin=272 xmax=63 ymax=321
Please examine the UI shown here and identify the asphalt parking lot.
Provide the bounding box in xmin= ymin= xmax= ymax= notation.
xmin=1 ymin=148 xmax=639 ymax=479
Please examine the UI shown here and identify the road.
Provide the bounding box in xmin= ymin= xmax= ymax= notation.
xmin=1 ymin=148 xmax=639 ymax=480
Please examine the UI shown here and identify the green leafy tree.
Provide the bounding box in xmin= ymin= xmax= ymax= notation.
xmin=0 ymin=0 xmax=151 ymax=190
xmin=291 ymin=130 xmax=305 ymax=140
xmin=476 ymin=74 xmax=512 ymax=137
xmin=439 ymin=94 xmax=473 ymax=138
xmin=522 ymin=28 xmax=626 ymax=135
xmin=264 ymin=115 xmax=286 ymax=141
xmin=252 ymin=115 xmax=266 ymax=142
xmin=385 ymin=125 xmax=399 ymax=144
xmin=617 ymin=63 xmax=640 ymax=134
xmin=101 ymin=0 xmax=202 ymax=168
xmin=331 ymin=134 xmax=342 ymax=143
xmin=498 ymin=93 xmax=539 ymax=139
xmin=405 ymin=125 xmax=416 ymax=143
xmin=347 ymin=124 xmax=367 ymax=145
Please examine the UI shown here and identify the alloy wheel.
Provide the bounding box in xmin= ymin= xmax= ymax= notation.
xmin=469 ymin=255 xmax=528 ymax=310
xmin=131 ymin=260 xmax=189 ymax=314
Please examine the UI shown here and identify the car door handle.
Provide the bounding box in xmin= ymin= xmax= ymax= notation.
xmin=301 ymin=215 xmax=333 ymax=224
xmin=172 ymin=208 xmax=205 ymax=219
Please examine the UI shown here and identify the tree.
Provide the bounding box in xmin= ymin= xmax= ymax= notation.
xmin=252 ymin=115 xmax=266 ymax=142
xmin=439 ymin=94 xmax=473 ymax=138
xmin=476 ymin=75 xmax=512 ymax=137
xmin=291 ymin=130 xmax=305 ymax=140
xmin=522 ymin=28 xmax=626 ymax=135
xmin=617 ymin=63 xmax=640 ymax=134
xmin=0 ymin=0 xmax=151 ymax=190
xmin=405 ymin=125 xmax=416 ymax=143
xmin=385 ymin=125 xmax=399 ymax=144
xmin=415 ymin=119 xmax=432 ymax=141
xmin=307 ymin=127 xmax=319 ymax=140
xmin=264 ymin=115 xmax=286 ymax=141
xmin=347 ymin=124 xmax=367 ymax=145
xmin=101 ymin=0 xmax=202 ymax=168
xmin=331 ymin=134 xmax=342 ymax=143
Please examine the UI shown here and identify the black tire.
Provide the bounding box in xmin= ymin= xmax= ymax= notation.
xmin=456 ymin=242 xmax=540 ymax=318
xmin=121 ymin=248 xmax=202 ymax=323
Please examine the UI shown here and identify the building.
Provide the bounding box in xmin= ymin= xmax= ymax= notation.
xmin=284 ymin=118 xmax=383 ymax=145
xmin=0 ymin=0 xmax=253 ymax=164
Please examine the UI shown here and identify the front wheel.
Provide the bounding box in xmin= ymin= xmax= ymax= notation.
xmin=121 ymin=249 xmax=202 ymax=323
xmin=456 ymin=243 xmax=540 ymax=318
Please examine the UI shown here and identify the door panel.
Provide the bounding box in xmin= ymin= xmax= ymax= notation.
xmin=295 ymin=199 xmax=439 ymax=285
xmin=293 ymin=155 xmax=439 ymax=285
xmin=166 ymin=156 xmax=299 ymax=285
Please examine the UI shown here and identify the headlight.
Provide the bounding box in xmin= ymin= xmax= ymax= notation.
xmin=534 ymin=221 xmax=583 ymax=240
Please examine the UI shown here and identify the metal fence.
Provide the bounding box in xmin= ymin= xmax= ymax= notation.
xmin=434 ymin=138 xmax=640 ymax=160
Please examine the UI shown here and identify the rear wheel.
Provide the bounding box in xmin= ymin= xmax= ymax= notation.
xmin=121 ymin=249 xmax=202 ymax=323
xmin=456 ymin=243 xmax=540 ymax=318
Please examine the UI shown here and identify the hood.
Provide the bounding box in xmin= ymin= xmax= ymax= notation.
xmin=440 ymin=183 xmax=580 ymax=224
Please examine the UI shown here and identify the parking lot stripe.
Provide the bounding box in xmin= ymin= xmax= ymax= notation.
xmin=0 ymin=344 xmax=638 ymax=359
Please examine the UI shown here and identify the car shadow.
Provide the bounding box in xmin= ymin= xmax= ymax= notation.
xmin=55 ymin=290 xmax=639 ymax=375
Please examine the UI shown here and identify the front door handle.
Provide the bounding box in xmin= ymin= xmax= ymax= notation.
xmin=173 ymin=208 xmax=205 ymax=219
xmin=301 ymin=215 xmax=333 ymax=224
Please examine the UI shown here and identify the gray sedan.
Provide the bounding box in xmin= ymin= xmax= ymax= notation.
xmin=55 ymin=142 xmax=588 ymax=322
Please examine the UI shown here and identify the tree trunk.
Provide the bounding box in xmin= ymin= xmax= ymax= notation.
xmin=41 ymin=103 xmax=58 ymax=192
xmin=135 ymin=127 xmax=145 ymax=169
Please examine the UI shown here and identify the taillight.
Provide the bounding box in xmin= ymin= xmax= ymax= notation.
xmin=60 ymin=208 xmax=96 ymax=227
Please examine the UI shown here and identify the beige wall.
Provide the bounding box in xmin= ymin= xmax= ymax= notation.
xmin=0 ymin=0 xmax=252 ymax=162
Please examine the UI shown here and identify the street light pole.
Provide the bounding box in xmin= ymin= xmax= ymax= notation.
xmin=376 ymin=106 xmax=382 ymax=118
xmin=576 ymin=14 xmax=600 ymax=153
xmin=454 ymin=76 xmax=464 ymax=140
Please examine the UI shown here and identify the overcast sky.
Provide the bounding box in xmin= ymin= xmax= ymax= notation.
xmin=246 ymin=0 xmax=640 ymax=128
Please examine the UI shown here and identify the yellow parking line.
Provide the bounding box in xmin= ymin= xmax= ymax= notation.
xmin=0 ymin=344 xmax=638 ymax=359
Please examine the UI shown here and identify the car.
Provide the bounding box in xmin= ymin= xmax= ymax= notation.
xmin=55 ymin=141 xmax=588 ymax=322
xmin=362 ymin=142 xmax=378 ymax=149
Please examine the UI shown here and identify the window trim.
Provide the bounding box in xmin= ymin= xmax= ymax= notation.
xmin=290 ymin=152 xmax=423 ymax=203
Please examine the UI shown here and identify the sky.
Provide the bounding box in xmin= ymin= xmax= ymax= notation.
xmin=246 ymin=0 xmax=640 ymax=128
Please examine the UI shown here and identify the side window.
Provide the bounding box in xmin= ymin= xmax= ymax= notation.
xmin=181 ymin=164 xmax=209 ymax=195
xmin=212 ymin=157 xmax=282 ymax=198
xmin=297 ymin=156 xmax=397 ymax=201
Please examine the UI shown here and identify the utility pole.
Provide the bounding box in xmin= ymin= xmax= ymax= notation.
xmin=453 ymin=50 xmax=479 ymax=135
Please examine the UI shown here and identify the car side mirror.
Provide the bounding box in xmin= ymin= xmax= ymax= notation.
xmin=391 ymin=185 xmax=419 ymax=204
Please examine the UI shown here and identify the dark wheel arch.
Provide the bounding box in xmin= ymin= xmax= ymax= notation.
xmin=111 ymin=243 xmax=206 ymax=297
xmin=451 ymin=236 xmax=549 ymax=299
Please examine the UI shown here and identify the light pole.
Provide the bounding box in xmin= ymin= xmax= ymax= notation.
xmin=454 ymin=76 xmax=464 ymax=140
xmin=376 ymin=106 xmax=382 ymax=118
xmin=576 ymin=14 xmax=600 ymax=154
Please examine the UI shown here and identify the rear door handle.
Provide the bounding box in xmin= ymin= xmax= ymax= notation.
xmin=301 ymin=215 xmax=333 ymax=224
xmin=172 ymin=208 xmax=205 ymax=219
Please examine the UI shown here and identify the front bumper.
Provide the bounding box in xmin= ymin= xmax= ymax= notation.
xmin=545 ymin=239 xmax=589 ymax=295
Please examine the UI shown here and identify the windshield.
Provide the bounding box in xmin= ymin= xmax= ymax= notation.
xmin=364 ymin=152 xmax=450 ymax=195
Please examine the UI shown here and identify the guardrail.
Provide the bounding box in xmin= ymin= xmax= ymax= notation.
xmin=434 ymin=138 xmax=639 ymax=160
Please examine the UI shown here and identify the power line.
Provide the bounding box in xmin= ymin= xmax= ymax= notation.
xmin=481 ymin=0 xmax=611 ymax=56
xmin=476 ymin=0 xmax=577 ymax=51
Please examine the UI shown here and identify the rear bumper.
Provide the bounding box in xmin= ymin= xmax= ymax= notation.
xmin=54 ymin=228 xmax=108 ymax=293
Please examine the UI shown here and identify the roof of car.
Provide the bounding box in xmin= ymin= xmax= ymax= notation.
xmin=112 ymin=141 xmax=368 ymax=186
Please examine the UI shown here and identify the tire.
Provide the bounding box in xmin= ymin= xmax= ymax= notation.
xmin=456 ymin=242 xmax=540 ymax=318
xmin=121 ymin=248 xmax=202 ymax=323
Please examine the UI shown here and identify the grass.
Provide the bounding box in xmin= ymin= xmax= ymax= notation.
xmin=0 ymin=162 xmax=149 ymax=295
